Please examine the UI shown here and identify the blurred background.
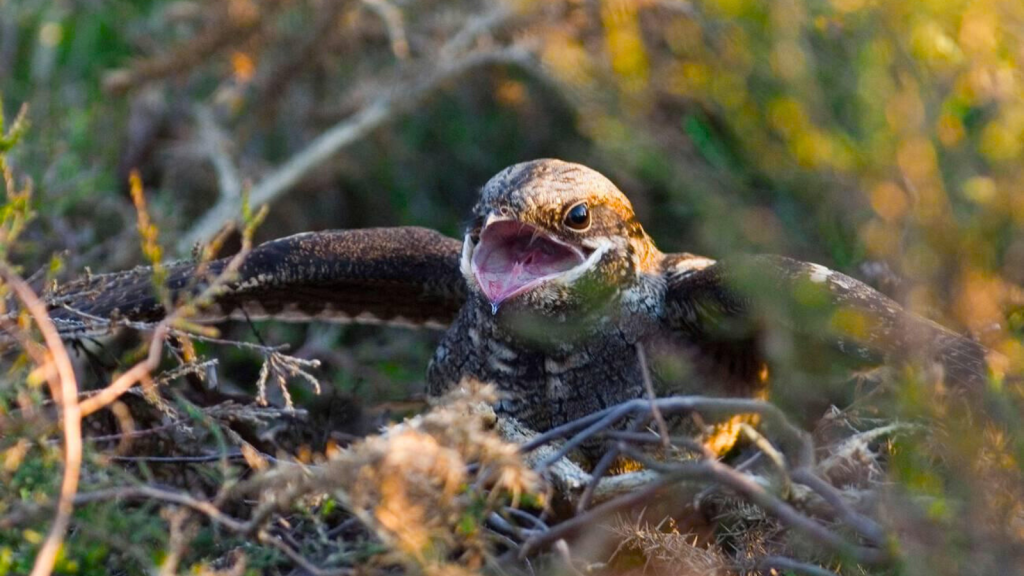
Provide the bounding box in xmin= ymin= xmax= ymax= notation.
xmin=2 ymin=0 xmax=1024 ymax=572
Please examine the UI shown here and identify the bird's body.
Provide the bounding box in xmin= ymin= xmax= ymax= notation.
xmin=431 ymin=301 xmax=638 ymax=431
xmin=39 ymin=160 xmax=990 ymax=440
xmin=429 ymin=257 xmax=766 ymax=435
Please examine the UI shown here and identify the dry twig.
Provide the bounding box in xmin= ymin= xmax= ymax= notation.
xmin=180 ymin=37 xmax=536 ymax=250
xmin=259 ymin=531 xmax=353 ymax=576
xmin=195 ymin=105 xmax=243 ymax=201
xmin=360 ymin=0 xmax=409 ymax=60
xmin=0 ymin=263 xmax=83 ymax=576
xmin=518 ymin=394 xmax=893 ymax=568
xmin=636 ymin=342 xmax=670 ymax=449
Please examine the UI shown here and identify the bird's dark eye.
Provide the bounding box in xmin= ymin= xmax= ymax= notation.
xmin=564 ymin=202 xmax=590 ymax=230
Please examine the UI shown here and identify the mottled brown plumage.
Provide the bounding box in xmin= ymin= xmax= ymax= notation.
xmin=35 ymin=159 xmax=990 ymax=441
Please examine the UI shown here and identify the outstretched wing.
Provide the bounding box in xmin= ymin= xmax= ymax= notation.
xmin=45 ymin=227 xmax=467 ymax=338
xmin=661 ymin=253 xmax=990 ymax=393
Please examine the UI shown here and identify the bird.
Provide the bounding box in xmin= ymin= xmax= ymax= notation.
xmin=40 ymin=159 xmax=990 ymax=444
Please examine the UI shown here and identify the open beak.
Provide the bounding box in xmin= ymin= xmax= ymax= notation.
xmin=471 ymin=220 xmax=587 ymax=313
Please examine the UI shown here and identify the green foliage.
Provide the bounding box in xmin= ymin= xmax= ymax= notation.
xmin=0 ymin=102 xmax=29 ymax=154
xmin=0 ymin=452 xmax=114 ymax=576
xmin=0 ymin=102 xmax=33 ymax=260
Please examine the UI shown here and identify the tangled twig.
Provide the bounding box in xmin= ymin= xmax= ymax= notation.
xmin=516 ymin=394 xmax=896 ymax=567
xmin=254 ymin=350 xmax=322 ymax=408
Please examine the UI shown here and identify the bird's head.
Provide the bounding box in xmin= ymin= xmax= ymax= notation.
xmin=462 ymin=159 xmax=660 ymax=329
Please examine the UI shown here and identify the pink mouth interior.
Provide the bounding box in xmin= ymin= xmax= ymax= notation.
xmin=472 ymin=221 xmax=585 ymax=308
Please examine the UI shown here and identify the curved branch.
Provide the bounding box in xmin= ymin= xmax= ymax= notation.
xmin=0 ymin=263 xmax=83 ymax=576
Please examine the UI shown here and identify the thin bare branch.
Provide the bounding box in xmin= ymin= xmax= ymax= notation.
xmin=740 ymin=422 xmax=791 ymax=496
xmin=195 ymin=105 xmax=242 ymax=200
xmin=519 ymin=469 xmax=679 ymax=557
xmin=577 ymin=418 xmax=648 ymax=513
xmin=77 ymin=323 xmax=170 ymax=417
xmin=73 ymin=486 xmax=249 ymax=532
xmin=259 ymin=531 xmax=354 ymax=576
xmin=635 ymin=342 xmax=669 ymax=449
xmin=157 ymin=508 xmax=193 ymax=576
xmin=439 ymin=4 xmax=514 ymax=58
xmin=179 ymin=43 xmax=537 ymax=251
xmin=791 ymin=467 xmax=887 ymax=545
xmin=0 ymin=263 xmax=83 ymax=576
xmin=515 ymin=392 xmax=893 ymax=567
xmin=758 ymin=555 xmax=840 ymax=576
xmin=617 ymin=445 xmax=889 ymax=565
xmin=360 ymin=0 xmax=409 ymax=60
xmin=525 ymin=396 xmax=813 ymax=470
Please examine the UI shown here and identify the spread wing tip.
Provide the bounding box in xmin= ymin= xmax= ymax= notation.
xmin=24 ymin=227 xmax=467 ymax=340
xmin=662 ymin=252 xmax=995 ymax=392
